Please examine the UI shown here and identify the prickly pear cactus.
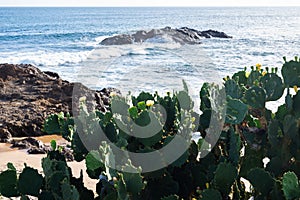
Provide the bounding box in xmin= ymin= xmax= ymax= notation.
xmin=260 ymin=73 xmax=284 ymax=101
xmin=225 ymin=97 xmax=248 ymax=124
xmin=282 ymin=171 xmax=300 ymax=200
xmin=200 ymin=189 xmax=222 ymax=200
xmin=2 ymin=57 xmax=300 ymax=200
xmin=18 ymin=167 xmax=43 ymax=196
xmin=225 ymin=79 xmax=242 ymax=99
xmin=213 ymin=162 xmax=237 ymax=196
xmin=232 ymin=70 xmax=247 ymax=85
xmin=247 ymin=168 xmax=275 ymax=197
xmin=0 ymin=164 xmax=19 ymax=197
xmin=282 ymin=58 xmax=300 ymax=87
xmin=244 ymin=85 xmax=266 ymax=108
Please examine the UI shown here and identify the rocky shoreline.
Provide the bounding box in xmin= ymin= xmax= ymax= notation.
xmin=0 ymin=26 xmax=231 ymax=153
xmin=0 ymin=63 xmax=119 ymax=145
xmin=100 ymin=26 xmax=232 ymax=45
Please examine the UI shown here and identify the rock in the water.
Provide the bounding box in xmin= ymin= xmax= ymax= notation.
xmin=100 ymin=26 xmax=232 ymax=45
xmin=27 ymin=146 xmax=48 ymax=154
xmin=101 ymin=34 xmax=134 ymax=45
xmin=200 ymin=29 xmax=232 ymax=38
xmin=9 ymin=136 xmax=74 ymax=160
xmin=11 ymin=137 xmax=44 ymax=150
xmin=0 ymin=63 xmax=120 ymax=138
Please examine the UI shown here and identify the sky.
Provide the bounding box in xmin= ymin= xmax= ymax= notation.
xmin=0 ymin=0 xmax=300 ymax=7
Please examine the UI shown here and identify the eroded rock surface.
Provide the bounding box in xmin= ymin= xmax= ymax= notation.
xmin=0 ymin=64 xmax=119 ymax=141
xmin=100 ymin=26 xmax=232 ymax=45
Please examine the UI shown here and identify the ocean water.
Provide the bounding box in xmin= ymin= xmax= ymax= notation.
xmin=1 ymin=7 xmax=300 ymax=99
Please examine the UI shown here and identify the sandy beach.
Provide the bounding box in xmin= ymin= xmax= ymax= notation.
xmin=0 ymin=135 xmax=98 ymax=194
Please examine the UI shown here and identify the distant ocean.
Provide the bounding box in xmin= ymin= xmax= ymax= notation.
xmin=1 ymin=7 xmax=300 ymax=96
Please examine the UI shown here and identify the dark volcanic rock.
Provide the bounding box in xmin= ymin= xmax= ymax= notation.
xmin=101 ymin=34 xmax=134 ymax=45
xmin=0 ymin=128 xmax=12 ymax=143
xmin=0 ymin=63 xmax=120 ymax=138
xmin=11 ymin=137 xmax=43 ymax=149
xmin=10 ymin=137 xmax=74 ymax=160
xmin=200 ymin=29 xmax=232 ymax=38
xmin=100 ymin=26 xmax=232 ymax=45
xmin=27 ymin=146 xmax=48 ymax=154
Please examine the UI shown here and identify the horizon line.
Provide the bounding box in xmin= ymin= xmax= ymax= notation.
xmin=1 ymin=5 xmax=300 ymax=7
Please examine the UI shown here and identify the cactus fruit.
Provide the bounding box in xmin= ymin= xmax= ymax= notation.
xmin=2 ymin=58 xmax=300 ymax=200
xmin=247 ymin=70 xmax=261 ymax=86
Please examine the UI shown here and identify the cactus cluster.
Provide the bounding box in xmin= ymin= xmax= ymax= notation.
xmin=1 ymin=57 xmax=300 ymax=199
xmin=0 ymin=150 xmax=94 ymax=199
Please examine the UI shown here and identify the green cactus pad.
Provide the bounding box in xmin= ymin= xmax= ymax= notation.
xmin=247 ymin=168 xmax=275 ymax=196
xmin=0 ymin=170 xmax=19 ymax=197
xmin=293 ymin=92 xmax=300 ymax=118
xmin=226 ymin=97 xmax=248 ymax=124
xmin=228 ymin=127 xmax=241 ymax=166
xmin=132 ymin=92 xmax=154 ymax=106
xmin=18 ymin=167 xmax=43 ymax=196
xmin=244 ymin=86 xmax=266 ymax=108
xmin=247 ymin=70 xmax=261 ymax=86
xmin=282 ymin=171 xmax=300 ymax=200
xmin=117 ymin=174 xmax=129 ymax=200
xmin=232 ymin=70 xmax=247 ymax=85
xmin=121 ymin=163 xmax=144 ymax=195
xmin=61 ymin=181 xmax=80 ymax=200
xmin=85 ymin=151 xmax=104 ymax=171
xmin=200 ymin=189 xmax=222 ymax=200
xmin=260 ymin=73 xmax=284 ymax=101
xmin=213 ymin=162 xmax=237 ymax=195
xmin=282 ymin=60 xmax=300 ymax=87
xmin=283 ymin=115 xmax=298 ymax=140
xmin=43 ymin=112 xmax=65 ymax=134
xmin=225 ymin=79 xmax=242 ymax=99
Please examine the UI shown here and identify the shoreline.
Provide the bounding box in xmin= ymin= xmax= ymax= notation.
xmin=0 ymin=135 xmax=98 ymax=193
xmin=0 ymin=63 xmax=118 ymax=142
xmin=0 ymin=63 xmax=105 ymax=194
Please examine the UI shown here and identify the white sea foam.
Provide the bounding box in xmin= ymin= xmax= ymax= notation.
xmin=0 ymin=50 xmax=91 ymax=67
xmin=82 ymin=35 xmax=111 ymax=47
xmin=74 ymin=42 xmax=220 ymax=113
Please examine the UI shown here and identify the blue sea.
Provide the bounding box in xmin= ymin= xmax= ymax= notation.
xmin=1 ymin=7 xmax=300 ymax=98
